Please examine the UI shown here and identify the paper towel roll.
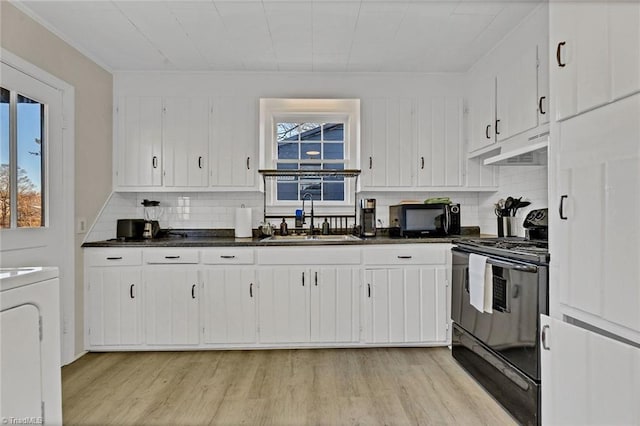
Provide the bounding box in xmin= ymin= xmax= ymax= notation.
xmin=234 ymin=207 xmax=252 ymax=238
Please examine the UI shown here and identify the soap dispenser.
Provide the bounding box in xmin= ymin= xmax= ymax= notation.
xmin=322 ymin=218 xmax=330 ymax=235
xmin=280 ymin=218 xmax=289 ymax=236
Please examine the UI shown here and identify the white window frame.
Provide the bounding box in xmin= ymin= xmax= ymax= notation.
xmin=259 ymin=98 xmax=360 ymax=213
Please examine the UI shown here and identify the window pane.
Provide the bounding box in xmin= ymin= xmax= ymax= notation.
xmin=277 ymin=142 xmax=298 ymax=159
xmin=277 ymin=123 xmax=300 ymax=142
xmin=301 ymin=142 xmax=321 ymax=160
xmin=299 ymin=123 xmax=321 ymax=140
xmin=277 ymin=182 xmax=298 ymax=201
xmin=323 ymin=182 xmax=344 ymax=201
xmin=323 ymin=123 xmax=344 ymax=141
xmin=0 ymin=87 xmax=10 ymax=229
xmin=323 ymin=142 xmax=344 ymax=160
xmin=323 ymin=163 xmax=345 ymax=181
xmin=300 ymin=181 xmax=321 ymax=200
xmin=16 ymin=93 xmax=44 ymax=228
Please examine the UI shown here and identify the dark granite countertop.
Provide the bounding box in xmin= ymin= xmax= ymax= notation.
xmin=82 ymin=228 xmax=480 ymax=248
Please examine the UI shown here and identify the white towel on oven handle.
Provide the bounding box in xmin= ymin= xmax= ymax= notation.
xmin=469 ymin=253 xmax=493 ymax=314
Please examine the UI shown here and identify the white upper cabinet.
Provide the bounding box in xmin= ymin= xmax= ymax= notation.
xmin=116 ymin=97 xmax=163 ymax=187
xmin=496 ymin=46 xmax=539 ymax=142
xmin=162 ymin=97 xmax=209 ymax=187
xmin=362 ymin=97 xmax=464 ymax=190
xmin=550 ymin=1 xmax=640 ymax=121
xmin=467 ymin=75 xmax=496 ymax=154
xmin=210 ymin=97 xmax=258 ymax=189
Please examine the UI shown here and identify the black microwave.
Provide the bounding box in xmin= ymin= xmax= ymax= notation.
xmin=389 ymin=203 xmax=461 ymax=237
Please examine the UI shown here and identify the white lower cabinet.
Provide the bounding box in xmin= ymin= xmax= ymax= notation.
xmin=257 ymin=267 xmax=310 ymax=343
xmin=88 ymin=268 xmax=142 ymax=346
xmin=541 ymin=315 xmax=640 ymax=425
xmin=84 ymin=244 xmax=450 ymax=350
xmin=363 ymin=267 xmax=448 ymax=344
xmin=202 ymin=268 xmax=256 ymax=344
xmin=144 ymin=269 xmax=200 ymax=345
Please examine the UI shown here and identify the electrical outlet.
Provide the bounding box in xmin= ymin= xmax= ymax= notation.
xmin=77 ymin=217 xmax=87 ymax=234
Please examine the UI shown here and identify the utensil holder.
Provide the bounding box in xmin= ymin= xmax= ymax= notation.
xmin=497 ymin=217 xmax=519 ymax=237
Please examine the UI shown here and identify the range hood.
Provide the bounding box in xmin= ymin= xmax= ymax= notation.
xmin=483 ymin=127 xmax=549 ymax=166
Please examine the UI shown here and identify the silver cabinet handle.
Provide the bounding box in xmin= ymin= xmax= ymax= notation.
xmin=541 ymin=324 xmax=550 ymax=350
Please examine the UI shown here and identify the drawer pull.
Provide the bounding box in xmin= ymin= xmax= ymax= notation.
xmin=106 ymin=256 xmax=123 ymax=260
xmin=539 ymin=96 xmax=547 ymax=115
xmin=315 ymin=271 xmax=318 ymax=286
xmin=302 ymin=272 xmax=305 ymax=287
xmin=246 ymin=156 xmax=251 ymax=170
xmin=198 ymin=156 xmax=203 ymax=169
xmin=220 ymin=255 xmax=236 ymax=259
xmin=485 ymin=124 xmax=491 ymax=139
xmin=420 ymin=157 xmax=425 ymax=169
xmin=152 ymin=156 xmax=158 ymax=168
xmin=249 ymin=283 xmax=253 ymax=298
xmin=191 ymin=284 xmax=196 ymax=299
xmin=556 ymin=41 xmax=566 ymax=67
xmin=397 ymin=255 xmax=413 ymax=259
xmin=165 ymin=256 xmax=181 ymax=259
xmin=130 ymin=284 xmax=135 ymax=299
xmin=368 ymin=283 xmax=371 ymax=298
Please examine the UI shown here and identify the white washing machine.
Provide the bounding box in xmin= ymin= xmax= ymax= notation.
xmin=1 ymin=267 xmax=62 ymax=424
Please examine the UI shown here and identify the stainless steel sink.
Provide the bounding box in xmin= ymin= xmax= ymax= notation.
xmin=260 ymin=234 xmax=362 ymax=243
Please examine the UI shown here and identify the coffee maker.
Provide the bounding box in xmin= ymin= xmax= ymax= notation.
xmin=360 ymin=199 xmax=376 ymax=237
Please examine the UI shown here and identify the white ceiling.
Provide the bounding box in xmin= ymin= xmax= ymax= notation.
xmin=14 ymin=0 xmax=542 ymax=73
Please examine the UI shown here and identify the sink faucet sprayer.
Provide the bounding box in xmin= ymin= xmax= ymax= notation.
xmin=302 ymin=193 xmax=314 ymax=234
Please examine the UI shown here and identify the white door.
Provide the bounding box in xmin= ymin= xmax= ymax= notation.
xmin=555 ymin=95 xmax=640 ymax=333
xmin=310 ymin=267 xmax=359 ymax=343
xmin=87 ymin=267 xmax=142 ymax=346
xmin=496 ymin=46 xmax=539 ymax=141
xmin=116 ymin=96 xmax=163 ymax=186
xmin=541 ymin=315 xmax=640 ymax=425
xmin=203 ymin=268 xmax=256 ymax=344
xmin=163 ymin=97 xmax=209 ymax=187
xmin=416 ymin=97 xmax=463 ymax=187
xmin=210 ymin=97 xmax=257 ymax=188
xmin=467 ymin=75 xmax=496 ymax=153
xmin=0 ymin=304 xmax=42 ymax=421
xmin=257 ymin=267 xmax=309 ymax=343
xmin=145 ymin=269 xmax=200 ymax=345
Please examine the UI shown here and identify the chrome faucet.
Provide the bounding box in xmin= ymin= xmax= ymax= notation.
xmin=302 ymin=193 xmax=314 ymax=234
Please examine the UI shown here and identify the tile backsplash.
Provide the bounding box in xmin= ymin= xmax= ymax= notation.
xmin=85 ymin=165 xmax=548 ymax=242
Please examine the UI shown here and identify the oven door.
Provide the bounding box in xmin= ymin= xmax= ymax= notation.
xmin=451 ymin=248 xmax=548 ymax=380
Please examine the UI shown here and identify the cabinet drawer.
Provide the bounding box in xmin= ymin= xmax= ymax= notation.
xmin=363 ymin=245 xmax=448 ymax=265
xmin=144 ymin=249 xmax=199 ymax=264
xmin=257 ymin=247 xmax=361 ymax=265
xmin=201 ymin=248 xmax=254 ymax=265
xmin=85 ymin=249 xmax=142 ymax=267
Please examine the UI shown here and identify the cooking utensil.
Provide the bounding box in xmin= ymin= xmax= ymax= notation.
xmin=513 ymin=201 xmax=531 ymax=216
xmin=504 ymin=197 xmax=515 ymax=215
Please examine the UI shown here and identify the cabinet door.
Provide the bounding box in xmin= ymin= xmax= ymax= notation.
xmin=145 ymin=269 xmax=200 ymax=345
xmin=541 ymin=315 xmax=640 ymax=425
xmin=538 ymin=43 xmax=550 ymax=125
xmin=116 ymin=96 xmax=162 ymax=187
xmin=555 ymin=95 xmax=640 ymax=334
xmin=203 ymin=268 xmax=256 ymax=344
xmin=163 ymin=97 xmax=209 ymax=187
xmin=416 ymin=97 xmax=463 ymax=187
xmin=0 ymin=305 xmax=42 ymax=420
xmin=364 ymin=267 xmax=448 ymax=344
xmin=361 ymin=98 xmax=415 ymax=189
xmin=257 ymin=267 xmax=310 ymax=343
xmin=467 ymin=75 xmax=496 ymax=153
xmin=496 ymin=46 xmax=538 ymax=141
xmin=87 ymin=267 xmax=142 ymax=346
xmin=211 ymin=97 xmax=257 ymax=188
xmin=310 ymin=267 xmax=360 ymax=343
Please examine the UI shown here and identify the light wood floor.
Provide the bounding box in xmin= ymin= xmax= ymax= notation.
xmin=62 ymin=348 xmax=516 ymax=426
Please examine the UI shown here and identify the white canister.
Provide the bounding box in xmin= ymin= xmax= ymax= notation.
xmin=234 ymin=207 xmax=252 ymax=238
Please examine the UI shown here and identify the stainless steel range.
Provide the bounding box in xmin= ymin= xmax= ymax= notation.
xmin=451 ymin=209 xmax=549 ymax=426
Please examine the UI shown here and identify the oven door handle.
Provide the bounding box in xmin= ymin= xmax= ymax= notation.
xmin=486 ymin=258 xmax=538 ymax=273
